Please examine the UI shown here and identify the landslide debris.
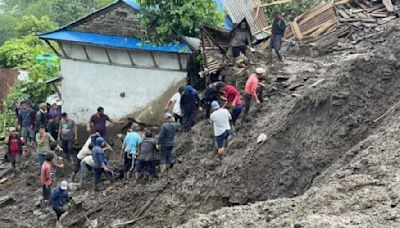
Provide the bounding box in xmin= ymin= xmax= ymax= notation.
xmin=0 ymin=19 xmax=399 ymax=228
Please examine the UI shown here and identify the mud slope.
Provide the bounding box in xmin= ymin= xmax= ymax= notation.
xmin=1 ymin=21 xmax=399 ymax=228
xmin=179 ymin=23 xmax=400 ymax=228
xmin=54 ymin=24 xmax=400 ymax=227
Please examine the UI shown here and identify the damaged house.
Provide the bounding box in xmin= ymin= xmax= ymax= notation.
xmin=38 ymin=0 xmax=191 ymax=125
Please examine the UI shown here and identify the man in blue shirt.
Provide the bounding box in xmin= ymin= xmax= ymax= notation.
xmin=92 ymin=137 xmax=111 ymax=191
xmin=121 ymin=123 xmax=142 ymax=178
xmin=50 ymin=180 xmax=69 ymax=222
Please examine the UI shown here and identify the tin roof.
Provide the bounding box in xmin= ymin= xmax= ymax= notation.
xmin=38 ymin=30 xmax=192 ymax=54
xmin=223 ymin=0 xmax=269 ymax=39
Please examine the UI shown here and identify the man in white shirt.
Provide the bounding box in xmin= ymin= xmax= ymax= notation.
xmin=164 ymin=86 xmax=185 ymax=124
xmin=210 ymin=101 xmax=231 ymax=157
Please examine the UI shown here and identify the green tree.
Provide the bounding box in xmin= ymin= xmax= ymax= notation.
xmin=0 ymin=35 xmax=52 ymax=68
xmin=139 ymin=0 xmax=223 ymax=43
xmin=0 ymin=14 xmax=18 ymax=45
xmin=15 ymin=15 xmax=58 ymax=37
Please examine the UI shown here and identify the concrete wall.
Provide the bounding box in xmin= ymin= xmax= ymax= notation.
xmin=69 ymin=2 xmax=145 ymax=37
xmin=60 ymin=59 xmax=186 ymax=126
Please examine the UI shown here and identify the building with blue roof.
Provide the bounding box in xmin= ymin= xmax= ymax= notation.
xmin=38 ymin=0 xmax=192 ymax=125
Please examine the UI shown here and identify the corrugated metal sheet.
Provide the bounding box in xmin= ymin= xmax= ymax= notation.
xmin=38 ymin=30 xmax=192 ymax=54
xmin=223 ymin=0 xmax=269 ymax=39
xmin=182 ymin=36 xmax=201 ymax=51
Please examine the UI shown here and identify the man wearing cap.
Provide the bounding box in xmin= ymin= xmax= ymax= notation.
xmin=36 ymin=125 xmax=56 ymax=168
xmin=269 ymin=12 xmax=286 ymax=62
xmin=58 ymin=113 xmax=77 ymax=162
xmin=210 ymin=101 xmax=232 ymax=157
xmin=243 ymin=68 xmax=265 ymax=122
xmin=158 ymin=113 xmax=181 ymax=173
xmin=87 ymin=107 xmax=124 ymax=140
xmin=4 ymin=127 xmax=25 ymax=173
xmin=50 ymin=180 xmax=69 ymax=222
xmin=121 ymin=123 xmax=142 ymax=178
xmin=41 ymin=153 xmax=54 ymax=206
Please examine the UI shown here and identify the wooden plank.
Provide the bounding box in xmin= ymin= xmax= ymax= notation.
xmin=0 ymin=178 xmax=7 ymax=184
xmin=291 ymin=21 xmax=303 ymax=40
xmin=369 ymin=13 xmax=388 ymax=18
xmin=339 ymin=18 xmax=376 ymax=23
xmin=335 ymin=0 xmax=351 ymax=5
xmin=337 ymin=9 xmax=350 ymax=18
xmin=350 ymin=9 xmax=364 ymax=14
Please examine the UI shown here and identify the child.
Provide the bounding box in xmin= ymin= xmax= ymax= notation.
xmin=41 ymin=153 xmax=54 ymax=206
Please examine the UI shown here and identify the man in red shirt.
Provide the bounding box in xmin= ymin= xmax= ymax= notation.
xmin=4 ymin=127 xmax=25 ymax=173
xmin=221 ymin=84 xmax=242 ymax=126
xmin=41 ymin=153 xmax=54 ymax=205
xmin=243 ymin=68 xmax=265 ymax=122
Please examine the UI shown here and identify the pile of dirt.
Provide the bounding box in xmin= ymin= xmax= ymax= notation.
xmin=0 ymin=19 xmax=399 ymax=228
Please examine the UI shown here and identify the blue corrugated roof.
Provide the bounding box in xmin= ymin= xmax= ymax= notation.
xmin=214 ymin=0 xmax=233 ymax=30
xmin=38 ymin=30 xmax=192 ymax=54
xmin=122 ymin=0 xmax=140 ymax=11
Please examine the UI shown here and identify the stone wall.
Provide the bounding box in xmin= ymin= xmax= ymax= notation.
xmin=69 ymin=2 xmax=145 ymax=37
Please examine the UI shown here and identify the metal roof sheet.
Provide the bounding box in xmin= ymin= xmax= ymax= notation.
xmin=38 ymin=30 xmax=192 ymax=54
xmin=223 ymin=0 xmax=269 ymax=39
xmin=182 ymin=36 xmax=201 ymax=51
xmin=121 ymin=0 xmax=140 ymax=11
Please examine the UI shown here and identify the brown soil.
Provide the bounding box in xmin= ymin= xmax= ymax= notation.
xmin=1 ymin=19 xmax=399 ymax=228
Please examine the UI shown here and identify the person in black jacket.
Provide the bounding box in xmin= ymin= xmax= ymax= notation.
xmin=269 ymin=12 xmax=286 ymax=62
xmin=180 ymin=85 xmax=201 ymax=131
xmin=50 ymin=181 xmax=69 ymax=222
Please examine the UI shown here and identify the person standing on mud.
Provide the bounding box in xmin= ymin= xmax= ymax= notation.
xmin=210 ymin=101 xmax=231 ymax=157
xmin=164 ymin=86 xmax=185 ymax=124
xmin=58 ymin=113 xmax=77 ymax=162
xmin=121 ymin=123 xmax=142 ymax=178
xmin=41 ymin=153 xmax=54 ymax=206
xmin=17 ymin=101 xmax=35 ymax=146
xmin=137 ymin=130 xmax=158 ymax=179
xmin=268 ymin=12 xmax=286 ymax=62
xmin=158 ymin=113 xmax=181 ymax=173
xmin=87 ymin=107 xmax=124 ymax=140
xmin=4 ymin=127 xmax=26 ymax=173
xmin=180 ymin=86 xmax=201 ymax=131
xmin=242 ymin=68 xmax=265 ymax=122
xmin=220 ymin=84 xmax=242 ymax=127
xmin=92 ymin=137 xmax=112 ymax=191
xmin=50 ymin=180 xmax=69 ymax=223
xmin=36 ymin=125 xmax=56 ymax=168
xmin=230 ymin=21 xmax=252 ymax=65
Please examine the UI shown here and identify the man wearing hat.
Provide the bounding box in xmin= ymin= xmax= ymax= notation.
xmin=210 ymin=101 xmax=232 ymax=157
xmin=243 ymin=68 xmax=265 ymax=122
xmin=4 ymin=127 xmax=25 ymax=173
xmin=158 ymin=113 xmax=181 ymax=173
xmin=50 ymin=180 xmax=69 ymax=222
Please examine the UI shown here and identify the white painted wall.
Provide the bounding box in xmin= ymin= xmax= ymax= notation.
xmin=61 ymin=42 xmax=188 ymax=70
xmin=60 ymin=59 xmax=186 ymax=125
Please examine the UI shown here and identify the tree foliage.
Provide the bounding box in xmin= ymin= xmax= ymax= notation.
xmin=15 ymin=15 xmax=58 ymax=37
xmin=138 ymin=0 xmax=223 ymax=43
xmin=263 ymin=0 xmax=321 ymax=21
